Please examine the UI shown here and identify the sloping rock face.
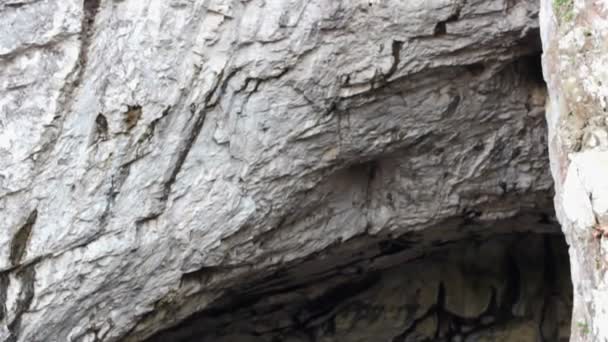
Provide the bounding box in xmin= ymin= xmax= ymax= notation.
xmin=0 ymin=0 xmax=567 ymax=341
xmin=541 ymin=0 xmax=608 ymax=340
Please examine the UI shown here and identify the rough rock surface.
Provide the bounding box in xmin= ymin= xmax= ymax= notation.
xmin=0 ymin=0 xmax=560 ymax=341
xmin=541 ymin=0 xmax=608 ymax=340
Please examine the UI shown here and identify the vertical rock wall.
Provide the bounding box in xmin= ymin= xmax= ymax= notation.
xmin=542 ymin=0 xmax=608 ymax=340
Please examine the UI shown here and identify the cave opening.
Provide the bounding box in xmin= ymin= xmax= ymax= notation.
xmin=141 ymin=28 xmax=573 ymax=342
xmin=145 ymin=234 xmax=571 ymax=342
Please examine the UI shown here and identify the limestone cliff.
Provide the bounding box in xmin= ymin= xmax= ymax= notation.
xmin=0 ymin=0 xmax=577 ymax=341
xmin=542 ymin=0 xmax=608 ymax=340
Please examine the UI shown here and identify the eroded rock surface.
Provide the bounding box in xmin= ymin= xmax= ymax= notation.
xmin=541 ymin=0 xmax=608 ymax=340
xmin=0 ymin=0 xmax=559 ymax=341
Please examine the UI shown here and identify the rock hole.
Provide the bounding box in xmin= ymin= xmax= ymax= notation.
xmin=124 ymin=105 xmax=143 ymax=131
xmin=93 ymin=113 xmax=109 ymax=143
xmin=434 ymin=21 xmax=448 ymax=36
xmin=464 ymin=62 xmax=486 ymax=76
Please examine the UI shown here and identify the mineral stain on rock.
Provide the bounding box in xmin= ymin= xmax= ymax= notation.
xmin=124 ymin=105 xmax=143 ymax=131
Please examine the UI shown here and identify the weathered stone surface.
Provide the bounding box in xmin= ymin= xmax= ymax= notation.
xmin=0 ymin=0 xmax=561 ymax=341
xmin=541 ymin=0 xmax=608 ymax=340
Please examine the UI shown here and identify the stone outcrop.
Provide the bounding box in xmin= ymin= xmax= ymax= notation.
xmin=0 ymin=0 xmax=570 ymax=341
xmin=541 ymin=0 xmax=608 ymax=340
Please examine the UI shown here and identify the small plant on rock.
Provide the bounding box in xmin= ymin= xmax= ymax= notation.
xmin=577 ymin=321 xmax=590 ymax=335
xmin=554 ymin=0 xmax=574 ymax=23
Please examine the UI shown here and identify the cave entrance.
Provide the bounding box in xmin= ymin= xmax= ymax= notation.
xmin=143 ymin=28 xmax=573 ymax=342
xmin=146 ymin=233 xmax=571 ymax=342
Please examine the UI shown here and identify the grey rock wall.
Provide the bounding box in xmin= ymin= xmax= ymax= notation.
xmin=0 ymin=0 xmax=560 ymax=341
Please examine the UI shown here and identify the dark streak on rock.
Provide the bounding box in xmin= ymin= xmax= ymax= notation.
xmin=444 ymin=94 xmax=461 ymax=118
xmin=0 ymin=272 xmax=9 ymax=322
xmin=136 ymin=106 xmax=172 ymax=147
xmin=434 ymin=21 xmax=448 ymax=36
xmin=434 ymin=282 xmax=447 ymax=339
xmin=80 ymin=0 xmax=101 ymax=72
xmin=434 ymin=5 xmax=461 ymax=36
xmin=4 ymin=2 xmax=27 ymax=9
xmin=391 ymin=299 xmax=439 ymax=342
xmin=93 ymin=113 xmax=109 ymax=143
xmin=23 ymin=0 xmax=103 ymax=169
xmin=159 ymin=110 xmax=207 ymax=204
xmin=99 ymin=162 xmax=131 ymax=227
xmin=6 ymin=265 xmax=36 ymax=342
xmin=323 ymin=99 xmax=338 ymax=117
xmin=103 ymin=106 xmax=172 ymax=226
xmin=158 ymin=67 xmax=231 ymax=206
xmin=385 ymin=40 xmax=404 ymax=81
xmin=10 ymin=209 xmax=37 ymax=266
xmin=364 ymin=160 xmax=378 ymax=227
xmin=239 ymin=66 xmax=291 ymax=97
xmin=149 ymin=106 xmax=171 ymax=134
xmin=212 ymin=67 xmax=244 ymax=106
xmin=244 ymin=214 xmax=289 ymax=250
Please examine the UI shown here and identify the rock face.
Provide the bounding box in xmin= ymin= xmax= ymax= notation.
xmin=541 ymin=0 xmax=608 ymax=341
xmin=0 ymin=0 xmax=568 ymax=341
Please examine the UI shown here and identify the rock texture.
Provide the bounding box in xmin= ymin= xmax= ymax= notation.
xmin=541 ymin=0 xmax=608 ymax=340
xmin=0 ymin=0 xmax=561 ymax=341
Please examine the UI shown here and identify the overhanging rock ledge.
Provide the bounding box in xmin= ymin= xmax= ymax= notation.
xmin=0 ymin=0 xmax=577 ymax=341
